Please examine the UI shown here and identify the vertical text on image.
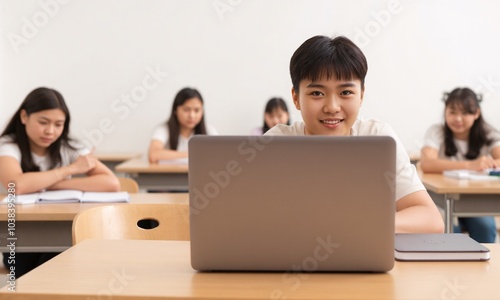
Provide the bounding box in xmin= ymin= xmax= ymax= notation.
xmin=6 ymin=182 xmax=17 ymax=292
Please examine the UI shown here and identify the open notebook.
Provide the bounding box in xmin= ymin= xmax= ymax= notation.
xmin=443 ymin=169 xmax=500 ymax=181
xmin=1 ymin=190 xmax=130 ymax=204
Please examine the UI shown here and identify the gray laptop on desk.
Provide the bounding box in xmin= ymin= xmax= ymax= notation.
xmin=188 ymin=135 xmax=396 ymax=272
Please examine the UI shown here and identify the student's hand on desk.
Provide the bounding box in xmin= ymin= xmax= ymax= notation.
xmin=468 ymin=156 xmax=497 ymax=171
xmin=70 ymin=154 xmax=98 ymax=175
xmin=494 ymin=158 xmax=500 ymax=169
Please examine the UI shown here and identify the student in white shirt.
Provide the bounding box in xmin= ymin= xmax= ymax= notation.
xmin=265 ymin=35 xmax=444 ymax=234
xmin=250 ymin=97 xmax=290 ymax=135
xmin=148 ymin=87 xmax=218 ymax=163
xmin=421 ymin=87 xmax=500 ymax=242
xmin=0 ymin=87 xmax=119 ymax=277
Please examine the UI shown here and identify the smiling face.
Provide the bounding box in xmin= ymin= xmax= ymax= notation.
xmin=444 ymin=103 xmax=480 ymax=140
xmin=292 ymin=76 xmax=364 ymax=136
xmin=21 ymin=108 xmax=66 ymax=155
xmin=175 ymin=97 xmax=204 ymax=133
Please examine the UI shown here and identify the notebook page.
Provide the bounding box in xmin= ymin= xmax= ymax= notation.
xmin=80 ymin=192 xmax=130 ymax=203
xmin=37 ymin=190 xmax=83 ymax=203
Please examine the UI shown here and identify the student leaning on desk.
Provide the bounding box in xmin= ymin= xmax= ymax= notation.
xmin=264 ymin=35 xmax=444 ymax=234
xmin=0 ymin=87 xmax=119 ymax=278
xmin=420 ymin=87 xmax=500 ymax=243
xmin=148 ymin=87 xmax=218 ymax=163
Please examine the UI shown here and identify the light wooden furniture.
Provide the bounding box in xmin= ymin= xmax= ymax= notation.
xmin=115 ymin=158 xmax=189 ymax=192
xmin=0 ymin=193 xmax=189 ymax=252
xmin=420 ymin=172 xmax=500 ymax=233
xmin=0 ymin=239 xmax=498 ymax=300
xmin=72 ymin=203 xmax=189 ymax=244
xmin=117 ymin=177 xmax=139 ymax=193
xmin=95 ymin=152 xmax=142 ymax=172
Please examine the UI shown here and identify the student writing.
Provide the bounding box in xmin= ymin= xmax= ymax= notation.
xmin=0 ymin=87 xmax=119 ymax=277
xmin=420 ymin=87 xmax=500 ymax=242
xmin=148 ymin=87 xmax=218 ymax=163
xmin=265 ymin=35 xmax=444 ymax=234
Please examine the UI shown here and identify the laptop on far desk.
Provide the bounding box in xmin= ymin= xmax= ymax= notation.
xmin=188 ymin=135 xmax=396 ymax=272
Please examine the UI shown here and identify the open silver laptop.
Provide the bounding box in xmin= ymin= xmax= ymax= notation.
xmin=188 ymin=135 xmax=396 ymax=272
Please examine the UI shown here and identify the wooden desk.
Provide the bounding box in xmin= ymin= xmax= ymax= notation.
xmin=115 ymin=158 xmax=189 ymax=192
xmin=420 ymin=173 xmax=500 ymax=233
xmin=1 ymin=239 xmax=498 ymax=299
xmin=95 ymin=152 xmax=142 ymax=172
xmin=0 ymin=193 xmax=188 ymax=252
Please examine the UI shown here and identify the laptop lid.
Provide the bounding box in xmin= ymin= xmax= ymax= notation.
xmin=189 ymin=135 xmax=396 ymax=272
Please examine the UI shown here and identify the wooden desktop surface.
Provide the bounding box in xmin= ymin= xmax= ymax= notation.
xmin=0 ymin=193 xmax=189 ymax=252
xmin=420 ymin=172 xmax=500 ymax=194
xmin=94 ymin=152 xmax=142 ymax=162
xmin=0 ymin=193 xmax=188 ymax=221
xmin=1 ymin=239 xmax=497 ymax=300
xmin=115 ymin=158 xmax=188 ymax=173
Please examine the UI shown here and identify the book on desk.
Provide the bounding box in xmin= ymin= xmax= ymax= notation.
xmin=1 ymin=190 xmax=130 ymax=204
xmin=395 ymin=233 xmax=490 ymax=261
xmin=443 ymin=169 xmax=500 ymax=180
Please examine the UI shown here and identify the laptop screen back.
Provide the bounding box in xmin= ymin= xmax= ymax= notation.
xmin=189 ymin=135 xmax=396 ymax=272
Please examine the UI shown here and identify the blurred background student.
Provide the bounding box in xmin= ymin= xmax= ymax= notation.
xmin=420 ymin=87 xmax=500 ymax=242
xmin=148 ymin=87 xmax=218 ymax=163
xmin=251 ymin=97 xmax=290 ymax=135
xmin=0 ymin=87 xmax=119 ymax=277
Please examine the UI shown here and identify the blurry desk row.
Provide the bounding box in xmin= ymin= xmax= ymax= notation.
xmin=420 ymin=173 xmax=500 ymax=233
xmin=115 ymin=158 xmax=189 ymax=192
xmin=95 ymin=152 xmax=142 ymax=171
xmin=96 ymin=153 xmax=189 ymax=192
xmin=0 ymin=193 xmax=188 ymax=252
xmin=2 ymin=173 xmax=500 ymax=251
xmin=111 ymin=156 xmax=500 ymax=235
xmin=0 ymin=239 xmax=498 ymax=300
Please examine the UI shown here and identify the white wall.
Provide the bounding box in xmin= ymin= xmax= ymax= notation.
xmin=1 ymin=0 xmax=499 ymax=158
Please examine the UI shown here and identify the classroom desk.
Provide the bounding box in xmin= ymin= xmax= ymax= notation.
xmin=0 ymin=239 xmax=498 ymax=300
xmin=420 ymin=173 xmax=500 ymax=233
xmin=115 ymin=158 xmax=189 ymax=192
xmin=95 ymin=151 xmax=142 ymax=172
xmin=0 ymin=193 xmax=188 ymax=252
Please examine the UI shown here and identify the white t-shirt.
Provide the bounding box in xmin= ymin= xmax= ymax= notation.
xmin=0 ymin=135 xmax=90 ymax=171
xmin=265 ymin=119 xmax=425 ymax=201
xmin=151 ymin=123 xmax=219 ymax=151
xmin=423 ymin=123 xmax=500 ymax=160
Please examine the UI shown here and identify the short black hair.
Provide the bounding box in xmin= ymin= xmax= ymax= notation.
xmin=290 ymin=35 xmax=368 ymax=92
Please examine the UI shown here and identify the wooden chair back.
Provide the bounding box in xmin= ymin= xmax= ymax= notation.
xmin=117 ymin=177 xmax=139 ymax=193
xmin=72 ymin=203 xmax=189 ymax=245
